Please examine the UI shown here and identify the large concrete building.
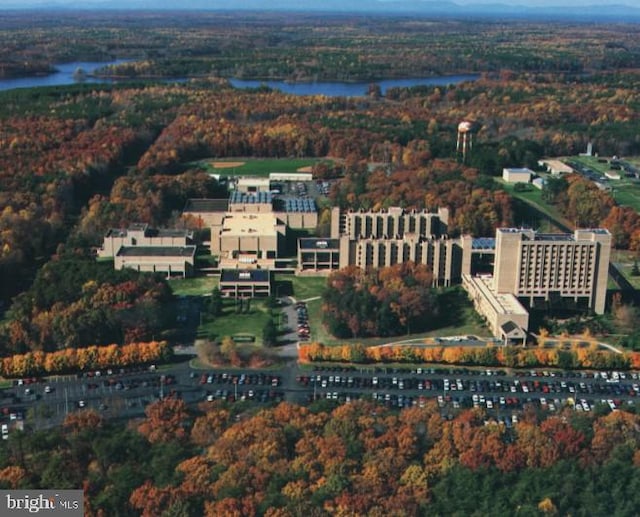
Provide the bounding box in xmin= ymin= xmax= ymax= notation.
xmin=297 ymin=206 xmax=462 ymax=285
xmin=98 ymin=223 xmax=193 ymax=258
xmin=213 ymin=212 xmax=286 ymax=269
xmin=462 ymin=274 xmax=529 ymax=345
xmin=493 ymin=228 xmax=611 ymax=314
xmin=114 ymin=246 xmax=196 ymax=278
xmin=462 ymin=227 xmax=611 ymax=342
xmin=184 ymin=193 xmax=317 ymax=270
xmin=219 ymin=269 xmax=271 ymax=298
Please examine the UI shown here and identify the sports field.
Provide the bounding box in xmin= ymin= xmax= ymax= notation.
xmin=193 ymin=157 xmax=331 ymax=177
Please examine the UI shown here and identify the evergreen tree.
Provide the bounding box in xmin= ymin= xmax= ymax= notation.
xmin=262 ymin=319 xmax=278 ymax=347
xmin=210 ymin=287 xmax=223 ymax=317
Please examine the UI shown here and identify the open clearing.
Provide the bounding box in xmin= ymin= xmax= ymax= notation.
xmin=192 ymin=157 xmax=329 ymax=176
xmin=210 ymin=161 xmax=246 ymax=169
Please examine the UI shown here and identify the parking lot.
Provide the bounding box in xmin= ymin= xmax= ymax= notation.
xmin=1 ymin=360 xmax=639 ymax=434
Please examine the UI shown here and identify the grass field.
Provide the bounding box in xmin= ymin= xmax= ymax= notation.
xmin=191 ymin=157 xmax=331 ymax=177
xmin=168 ymin=276 xmax=218 ymax=297
xmin=273 ymin=274 xmax=327 ymax=300
xmin=610 ymin=249 xmax=640 ymax=289
xmin=198 ymin=299 xmax=274 ymax=345
xmin=498 ymin=180 xmax=571 ymax=230
xmin=571 ymin=155 xmax=640 ymax=213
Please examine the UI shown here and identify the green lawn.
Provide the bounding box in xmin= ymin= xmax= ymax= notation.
xmin=198 ymin=299 xmax=274 ymax=345
xmin=498 ymin=180 xmax=571 ymax=229
xmin=570 ymin=155 xmax=640 ymax=213
xmin=168 ymin=276 xmax=219 ymax=297
xmin=611 ymin=249 xmax=640 ymax=289
xmin=274 ymin=274 xmax=327 ymax=301
xmin=190 ymin=157 xmax=332 ymax=177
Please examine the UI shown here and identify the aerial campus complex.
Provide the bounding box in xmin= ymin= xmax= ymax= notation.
xmin=98 ymin=174 xmax=612 ymax=344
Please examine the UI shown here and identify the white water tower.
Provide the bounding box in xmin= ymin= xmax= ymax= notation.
xmin=456 ymin=121 xmax=476 ymax=161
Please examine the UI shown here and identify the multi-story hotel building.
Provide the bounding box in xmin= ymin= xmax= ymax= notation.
xmin=493 ymin=228 xmax=611 ymax=314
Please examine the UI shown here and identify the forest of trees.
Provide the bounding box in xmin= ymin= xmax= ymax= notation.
xmin=3 ymin=13 xmax=640 ymax=81
xmin=1 ymin=398 xmax=639 ymax=516
xmin=543 ymin=174 xmax=640 ymax=250
xmin=0 ymin=255 xmax=172 ymax=355
xmin=322 ymin=263 xmax=438 ymax=338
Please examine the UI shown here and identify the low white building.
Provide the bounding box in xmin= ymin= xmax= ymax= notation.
xmin=538 ymin=159 xmax=574 ymax=175
xmin=502 ymin=167 xmax=533 ymax=183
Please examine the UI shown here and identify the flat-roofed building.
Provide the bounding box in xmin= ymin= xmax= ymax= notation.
xmin=229 ymin=191 xmax=273 ymax=213
xmin=219 ymin=269 xmax=271 ymax=298
xmin=114 ymin=246 xmax=196 ymax=277
xmin=331 ymin=206 xmax=449 ymax=241
xmin=213 ymin=212 xmax=285 ymax=268
xmin=539 ymin=159 xmax=574 ymax=175
xmin=236 ymin=177 xmax=271 ymax=193
xmin=502 ymin=167 xmax=533 ymax=183
xmin=276 ymin=197 xmax=318 ymax=229
xmin=183 ymin=199 xmax=229 ymax=228
xmin=326 ymin=206 xmax=459 ymax=285
xmin=269 ymin=172 xmax=313 ymax=182
xmin=462 ymin=274 xmax=529 ymax=344
xmin=494 ymin=228 xmax=611 ymax=314
xmin=340 ymin=236 xmax=462 ymax=286
xmin=98 ymin=223 xmax=193 ymax=257
xmin=298 ymin=238 xmax=340 ymax=274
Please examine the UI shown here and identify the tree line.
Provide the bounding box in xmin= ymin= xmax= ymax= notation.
xmin=2 ymin=397 xmax=637 ymax=516
xmin=299 ymin=341 xmax=639 ymax=371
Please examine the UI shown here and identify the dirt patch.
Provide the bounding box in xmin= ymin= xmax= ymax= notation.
xmin=297 ymin=166 xmax=313 ymax=172
xmin=211 ymin=161 xmax=245 ymax=169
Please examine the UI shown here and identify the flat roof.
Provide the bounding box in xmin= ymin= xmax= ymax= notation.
xmin=222 ymin=213 xmax=278 ymax=237
xmin=237 ymin=177 xmax=270 ymax=185
xmin=299 ymin=238 xmax=340 ymax=249
xmin=220 ymin=269 xmax=270 ymax=283
xmin=229 ymin=191 xmax=272 ymax=204
xmin=466 ymin=275 xmax=529 ymax=317
xmin=504 ymin=167 xmax=533 ymax=173
xmin=146 ymin=228 xmax=192 ymax=238
xmin=116 ymin=246 xmax=196 ymax=257
xmin=535 ymin=233 xmax=574 ymax=242
xmin=105 ymin=226 xmax=191 ymax=239
xmin=105 ymin=228 xmax=128 ymax=238
xmin=280 ymin=197 xmax=317 ymax=213
xmin=184 ymin=198 xmax=229 ymax=213
xmin=472 ymin=237 xmax=496 ymax=250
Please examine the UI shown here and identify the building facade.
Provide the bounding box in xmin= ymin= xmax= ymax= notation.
xmin=219 ymin=269 xmax=271 ymax=298
xmin=493 ymin=228 xmax=611 ymax=314
xmin=304 ymin=206 xmax=461 ymax=284
xmin=114 ymin=246 xmax=196 ymax=278
xmin=98 ymin=223 xmax=193 ymax=258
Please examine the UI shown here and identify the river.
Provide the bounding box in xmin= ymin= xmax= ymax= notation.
xmin=0 ymin=60 xmax=478 ymax=96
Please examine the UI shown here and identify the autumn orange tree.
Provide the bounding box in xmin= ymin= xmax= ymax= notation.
xmin=137 ymin=397 xmax=190 ymax=444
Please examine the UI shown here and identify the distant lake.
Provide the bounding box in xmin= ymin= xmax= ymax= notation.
xmin=0 ymin=61 xmax=133 ymax=92
xmin=229 ymin=75 xmax=479 ymax=97
xmin=0 ymin=60 xmax=478 ymax=96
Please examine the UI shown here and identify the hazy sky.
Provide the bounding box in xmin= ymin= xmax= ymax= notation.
xmin=0 ymin=0 xmax=637 ymax=6
xmin=0 ymin=0 xmax=637 ymax=5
